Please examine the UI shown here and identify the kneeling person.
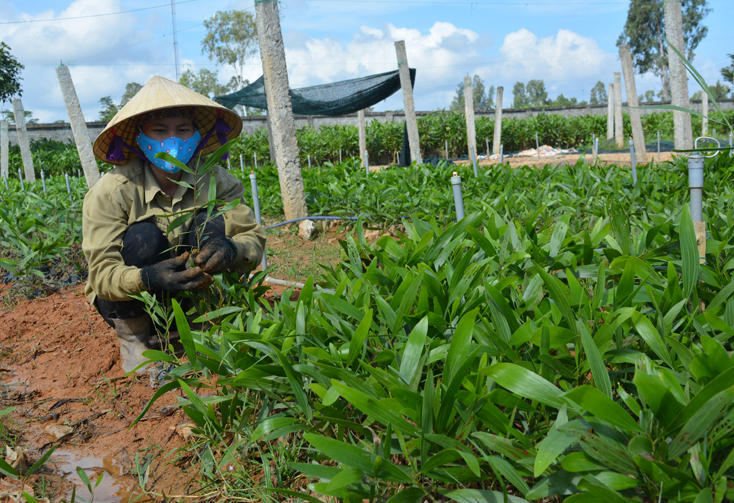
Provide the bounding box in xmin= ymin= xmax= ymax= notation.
xmin=82 ymin=76 xmax=266 ymax=374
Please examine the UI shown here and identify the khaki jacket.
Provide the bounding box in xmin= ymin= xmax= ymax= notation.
xmin=82 ymin=157 xmax=266 ymax=304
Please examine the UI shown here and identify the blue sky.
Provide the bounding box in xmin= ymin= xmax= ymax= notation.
xmin=1 ymin=0 xmax=732 ymax=123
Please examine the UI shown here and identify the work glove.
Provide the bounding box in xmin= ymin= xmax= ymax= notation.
xmin=194 ymin=235 xmax=238 ymax=274
xmin=140 ymin=252 xmax=213 ymax=292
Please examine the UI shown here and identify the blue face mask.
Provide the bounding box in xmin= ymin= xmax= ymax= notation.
xmin=135 ymin=130 xmax=202 ymax=174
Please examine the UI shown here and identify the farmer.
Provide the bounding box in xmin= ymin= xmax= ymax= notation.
xmin=83 ymin=75 xmax=266 ymax=374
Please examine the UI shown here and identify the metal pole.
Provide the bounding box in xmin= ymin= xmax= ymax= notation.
xmin=249 ymin=171 xmax=267 ymax=270
xmin=41 ymin=169 xmax=47 ymax=195
xmin=17 ymin=169 xmax=24 ymax=193
xmin=485 ymin=138 xmax=490 ymax=159
xmin=451 ymin=171 xmax=465 ymax=221
xmin=65 ymin=173 xmax=72 ymax=202
xmin=339 ymin=149 xmax=342 ymax=163
xmin=470 ymin=146 xmax=478 ymax=177
xmin=592 ymin=133 xmax=596 ymax=158
xmin=535 ymin=132 xmax=540 ymax=160
xmin=729 ymin=132 xmax=733 ymax=158
xmin=254 ymin=153 xmax=258 ymax=169
xmin=365 ymin=151 xmax=370 ymax=175
xmin=594 ymin=138 xmax=599 ymax=162
xmin=227 ymin=158 xmax=231 ymax=171
xmin=688 ymin=154 xmax=703 ymax=222
xmin=308 ymin=155 xmax=311 ymax=170
xmin=500 ymin=144 xmax=504 ymax=164
xmin=629 ymin=139 xmax=637 ymax=184
xmin=445 ymin=140 xmax=449 ymax=160
xmin=240 ymin=154 xmax=244 ymax=173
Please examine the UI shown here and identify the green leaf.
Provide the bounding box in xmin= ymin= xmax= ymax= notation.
xmin=303 ymin=433 xmax=412 ymax=483
xmin=579 ymin=323 xmax=611 ymax=397
xmin=251 ymin=417 xmax=297 ymax=442
xmin=633 ymin=371 xmax=683 ymax=429
xmin=400 ymin=316 xmax=428 ymax=386
xmin=445 ymin=308 xmax=478 ymax=384
xmin=442 ymin=489 xmax=529 ymax=503
xmin=172 ymin=298 xmax=196 ymax=366
xmin=564 ymin=386 xmax=642 ymax=432
xmin=533 ymin=262 xmax=578 ymax=335
xmin=25 ymin=445 xmax=56 ymax=477
xmin=325 ymin=467 xmax=363 ymax=491
xmin=419 ymin=449 xmax=461 ymax=474
xmin=385 ymin=488 xmax=427 ymax=503
xmin=482 ymin=363 xmax=564 ymax=408
xmin=485 ymin=455 xmax=530 ymax=495
xmin=665 ymin=366 xmax=734 ymax=433
xmin=534 ymin=427 xmax=577 ymax=477
xmin=331 ymin=381 xmax=419 ymax=437
xmin=630 ymin=311 xmax=673 ymax=367
xmin=347 ymin=308 xmax=372 ymax=365
xmin=668 ymin=385 xmax=734 ymax=458
xmin=680 ymin=203 xmax=699 ymax=299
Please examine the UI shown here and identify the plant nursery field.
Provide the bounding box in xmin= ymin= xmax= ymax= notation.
xmin=1 ymin=151 xmax=734 ymax=503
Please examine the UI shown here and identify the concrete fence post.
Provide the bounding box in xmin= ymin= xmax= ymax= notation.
xmin=607 ymin=83 xmax=614 ymax=140
xmin=664 ymin=0 xmax=693 ymax=150
xmin=619 ymin=45 xmax=648 ymax=162
xmin=0 ymin=121 xmax=7 ymax=180
xmin=702 ymin=92 xmax=709 ymax=136
xmin=464 ymin=76 xmax=477 ymax=160
xmin=12 ymin=98 xmax=35 ymax=183
xmin=56 ymin=65 xmax=100 ymax=188
xmin=493 ymin=86 xmax=503 ymax=155
xmin=255 ymin=0 xmax=308 ymax=221
xmin=395 ymin=40 xmax=422 ymax=164
xmin=614 ymin=73 xmax=624 ymax=148
xmin=358 ymin=109 xmax=367 ymax=168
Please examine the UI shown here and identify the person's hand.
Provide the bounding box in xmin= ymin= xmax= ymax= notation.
xmin=194 ymin=236 xmax=237 ymax=274
xmin=141 ymin=252 xmax=214 ymax=292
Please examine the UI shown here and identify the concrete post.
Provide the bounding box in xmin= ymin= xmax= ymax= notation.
xmin=12 ymin=98 xmax=35 ymax=183
xmin=255 ymin=0 xmax=308 ymax=220
xmin=664 ymin=0 xmax=693 ymax=150
xmin=265 ymin=114 xmax=276 ymax=163
xmin=702 ymin=92 xmax=708 ymax=136
xmin=395 ymin=40 xmax=421 ymax=164
xmin=607 ymin=83 xmax=614 ymax=140
xmin=463 ymin=76 xmax=477 ymax=160
xmin=619 ymin=45 xmax=648 ymax=162
xmin=0 ymin=121 xmax=7 ymax=180
xmin=493 ymin=86 xmax=503 ymax=155
xmin=358 ymin=109 xmax=367 ymax=168
xmin=614 ymin=73 xmax=624 ymax=148
xmin=56 ymin=65 xmax=100 ymax=188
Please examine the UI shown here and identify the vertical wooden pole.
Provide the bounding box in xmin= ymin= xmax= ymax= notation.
xmin=607 ymin=83 xmax=614 ymax=140
xmin=56 ymin=65 xmax=100 ymax=188
xmin=358 ymin=109 xmax=367 ymax=168
xmin=614 ymin=73 xmax=624 ymax=148
xmin=0 ymin=121 xmax=7 ymax=181
xmin=664 ymin=0 xmax=693 ymax=150
xmin=619 ymin=45 xmax=648 ymax=162
xmin=463 ymin=76 xmax=476 ymax=160
xmin=12 ymin=98 xmax=35 ymax=183
xmin=702 ymin=92 xmax=708 ymax=136
xmin=493 ymin=86 xmax=503 ymax=155
xmin=255 ymin=0 xmax=307 ymax=220
xmin=395 ymin=40 xmax=421 ymax=165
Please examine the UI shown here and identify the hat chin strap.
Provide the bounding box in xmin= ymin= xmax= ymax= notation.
xmin=106 ymin=116 xmax=233 ymax=164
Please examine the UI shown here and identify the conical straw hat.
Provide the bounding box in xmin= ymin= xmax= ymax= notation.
xmin=93 ymin=75 xmax=242 ymax=165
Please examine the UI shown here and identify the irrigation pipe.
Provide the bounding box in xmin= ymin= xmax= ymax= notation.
xmin=265 ymin=215 xmax=361 ymax=230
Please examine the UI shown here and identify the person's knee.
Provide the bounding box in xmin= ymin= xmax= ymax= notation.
xmin=121 ymin=221 xmax=168 ymax=267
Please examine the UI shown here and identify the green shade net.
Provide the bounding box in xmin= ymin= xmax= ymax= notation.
xmin=214 ymin=68 xmax=416 ymax=116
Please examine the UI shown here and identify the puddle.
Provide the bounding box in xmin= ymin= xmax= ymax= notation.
xmin=53 ymin=450 xmax=154 ymax=503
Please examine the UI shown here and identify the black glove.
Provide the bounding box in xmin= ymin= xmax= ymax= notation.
xmin=141 ymin=252 xmax=213 ymax=292
xmin=194 ymin=236 xmax=238 ymax=274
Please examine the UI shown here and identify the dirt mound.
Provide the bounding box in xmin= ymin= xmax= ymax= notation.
xmin=0 ymin=284 xmax=197 ymax=502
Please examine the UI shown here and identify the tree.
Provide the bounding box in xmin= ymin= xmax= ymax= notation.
xmin=638 ymin=89 xmax=657 ymax=103
xmin=120 ymin=82 xmax=142 ymax=107
xmin=98 ymin=96 xmax=118 ymax=122
xmin=512 ymin=82 xmax=528 ymax=108
xmin=722 ymin=54 xmax=734 ymax=85
xmin=552 ymin=94 xmax=578 ymax=106
xmin=0 ymin=42 xmax=23 ymax=105
xmin=180 ymin=68 xmax=230 ymax=99
xmin=526 ymin=79 xmax=549 ymax=107
xmin=201 ymin=10 xmax=258 ymax=92
xmin=1 ymin=109 xmax=37 ymax=124
xmin=449 ymin=75 xmax=494 ymax=111
xmin=589 ymin=81 xmax=607 ymax=104
xmin=691 ymin=80 xmax=730 ymax=101
xmin=617 ymin=0 xmax=711 ymax=101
